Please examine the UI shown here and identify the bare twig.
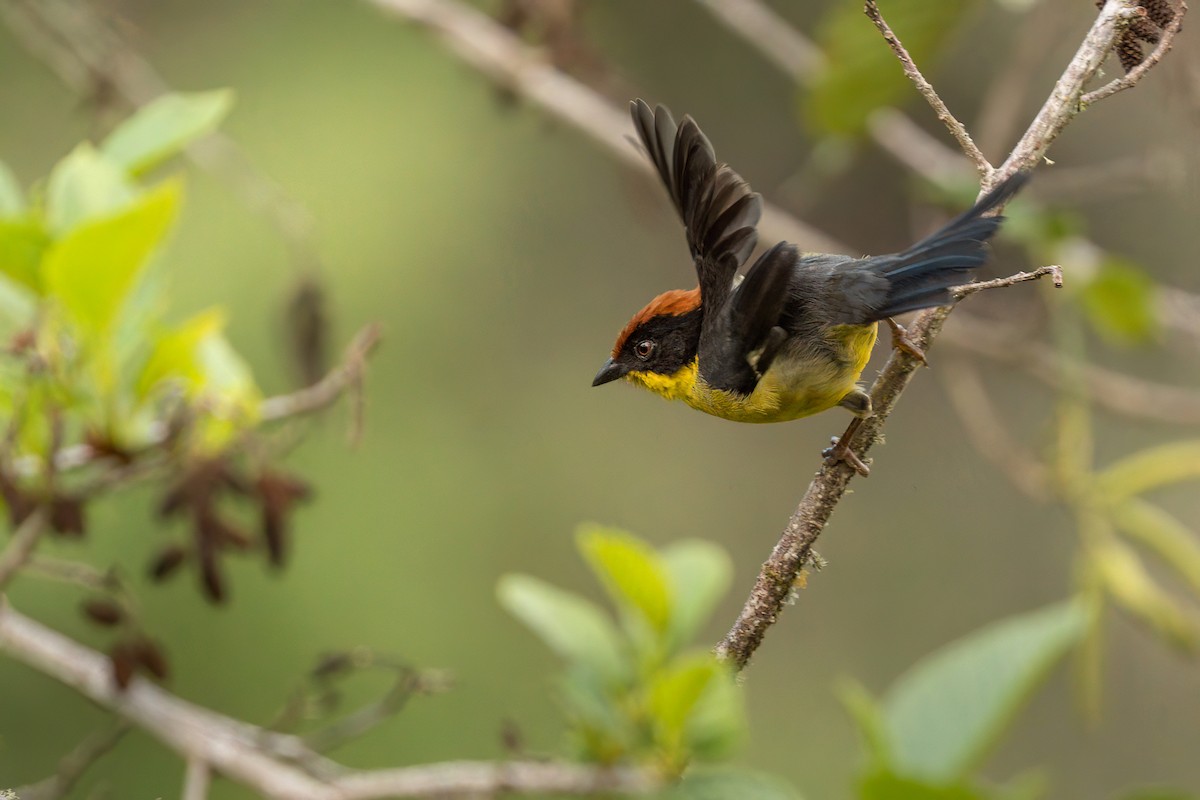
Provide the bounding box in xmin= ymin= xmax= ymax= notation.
xmin=1081 ymin=0 xmax=1188 ymax=105
xmin=5 ymin=326 xmax=382 ymax=483
xmin=863 ymin=0 xmax=992 ymax=178
xmin=260 ymin=324 xmax=384 ymax=421
xmin=13 ymin=722 xmax=130 ymax=800
xmin=952 ymin=265 xmax=1064 ymax=298
xmin=693 ymin=0 xmax=826 ymax=79
xmin=0 ymin=600 xmax=659 ymax=800
xmin=941 ymin=314 xmax=1200 ymax=426
xmin=0 ymin=509 xmax=48 ymax=590
xmin=182 ymin=758 xmax=212 ymax=800
xmin=22 ymin=556 xmax=115 ymax=592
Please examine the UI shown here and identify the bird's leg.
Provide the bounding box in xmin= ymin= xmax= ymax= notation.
xmin=886 ymin=317 xmax=928 ymax=366
xmin=823 ymin=393 xmax=872 ymax=476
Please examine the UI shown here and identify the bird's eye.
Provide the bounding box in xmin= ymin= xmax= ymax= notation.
xmin=634 ymin=340 xmax=656 ymax=360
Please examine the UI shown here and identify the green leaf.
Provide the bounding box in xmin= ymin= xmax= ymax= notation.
xmin=137 ymin=308 xmax=227 ymax=397
xmin=44 ymin=143 xmax=136 ymax=234
xmin=662 ymin=539 xmax=732 ymax=648
xmin=1095 ymin=440 xmax=1200 ymax=502
xmin=661 ymin=767 xmax=803 ymax=800
xmin=0 ymin=161 xmax=23 ymax=216
xmin=577 ymin=524 xmax=672 ymax=634
xmin=837 ymin=678 xmax=893 ymax=769
xmin=859 ymin=770 xmax=990 ymax=800
xmin=683 ymin=663 xmax=746 ymax=761
xmin=805 ymin=0 xmax=972 ymax=136
xmin=0 ymin=218 xmax=50 ymax=293
xmin=883 ymin=602 xmax=1087 ymax=783
xmin=1080 ymin=258 xmax=1159 ymax=345
xmin=0 ymin=276 xmax=35 ymax=338
xmin=650 ymin=652 xmax=721 ymax=741
xmin=1111 ymin=498 xmax=1200 ymax=597
xmin=101 ymin=89 xmax=234 ymax=175
xmin=43 ymin=179 xmax=182 ymax=334
xmin=995 ymin=771 xmax=1049 ymax=800
xmin=497 ymin=574 xmax=625 ymax=679
xmin=1093 ymin=538 xmax=1199 ymax=651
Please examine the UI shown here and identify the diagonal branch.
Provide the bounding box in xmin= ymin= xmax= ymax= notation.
xmin=0 ymin=508 xmax=48 ymax=590
xmin=716 ymin=0 xmax=1160 ymax=670
xmin=863 ymin=0 xmax=992 ymax=177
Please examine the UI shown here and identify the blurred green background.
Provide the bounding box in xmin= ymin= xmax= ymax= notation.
xmin=2 ymin=0 xmax=1199 ymax=797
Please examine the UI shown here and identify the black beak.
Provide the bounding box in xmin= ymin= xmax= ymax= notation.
xmin=592 ymin=358 xmax=624 ymax=387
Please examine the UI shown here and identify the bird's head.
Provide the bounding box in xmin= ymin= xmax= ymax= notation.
xmin=593 ymin=288 xmax=702 ymax=398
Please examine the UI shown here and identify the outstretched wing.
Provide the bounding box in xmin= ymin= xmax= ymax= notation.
xmin=630 ymin=99 xmax=762 ymax=320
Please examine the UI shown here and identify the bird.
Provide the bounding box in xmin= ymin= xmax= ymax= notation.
xmin=592 ymin=99 xmax=1027 ymax=476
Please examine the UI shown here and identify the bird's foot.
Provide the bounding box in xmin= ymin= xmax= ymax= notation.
xmin=886 ymin=317 xmax=928 ymax=366
xmin=823 ymin=436 xmax=871 ymax=477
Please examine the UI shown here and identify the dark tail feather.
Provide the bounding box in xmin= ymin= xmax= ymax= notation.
xmin=872 ymin=171 xmax=1029 ymax=319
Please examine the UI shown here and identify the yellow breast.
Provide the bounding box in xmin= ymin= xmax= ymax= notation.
xmin=625 ymin=324 xmax=878 ymax=424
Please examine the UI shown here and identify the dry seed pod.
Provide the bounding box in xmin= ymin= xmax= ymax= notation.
xmin=110 ymin=641 xmax=138 ymax=690
xmin=148 ymin=545 xmax=188 ymax=581
xmin=134 ymin=638 xmax=170 ymax=681
xmin=82 ymin=599 xmax=124 ymax=627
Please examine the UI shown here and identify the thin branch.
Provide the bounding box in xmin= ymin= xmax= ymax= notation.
xmin=716 ymin=0 xmax=1160 ymax=670
xmin=5 ymin=326 xmax=382 ymax=483
xmin=182 ymin=758 xmax=212 ymax=800
xmin=0 ymin=509 xmax=49 ymax=590
xmin=693 ymin=0 xmax=826 ymax=79
xmin=952 ymin=265 xmax=1064 ymax=298
xmin=941 ymin=314 xmax=1200 ymax=426
xmin=937 ymin=359 xmax=1052 ymax=500
xmin=0 ymin=601 xmax=659 ymax=800
xmin=863 ymin=0 xmax=992 ymax=178
xmin=260 ymin=324 xmax=383 ymax=421
xmin=13 ymin=721 xmax=130 ymax=800
xmin=1081 ymin=0 xmax=1189 ymax=105
xmin=22 ymin=556 xmax=114 ymax=592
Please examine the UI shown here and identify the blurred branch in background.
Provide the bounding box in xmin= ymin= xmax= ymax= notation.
xmin=361 ymin=0 xmax=847 ymax=254
xmin=0 ymin=0 xmax=1196 ymax=795
xmin=12 ymin=721 xmax=131 ymax=800
xmin=0 ymin=601 xmax=659 ymax=799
